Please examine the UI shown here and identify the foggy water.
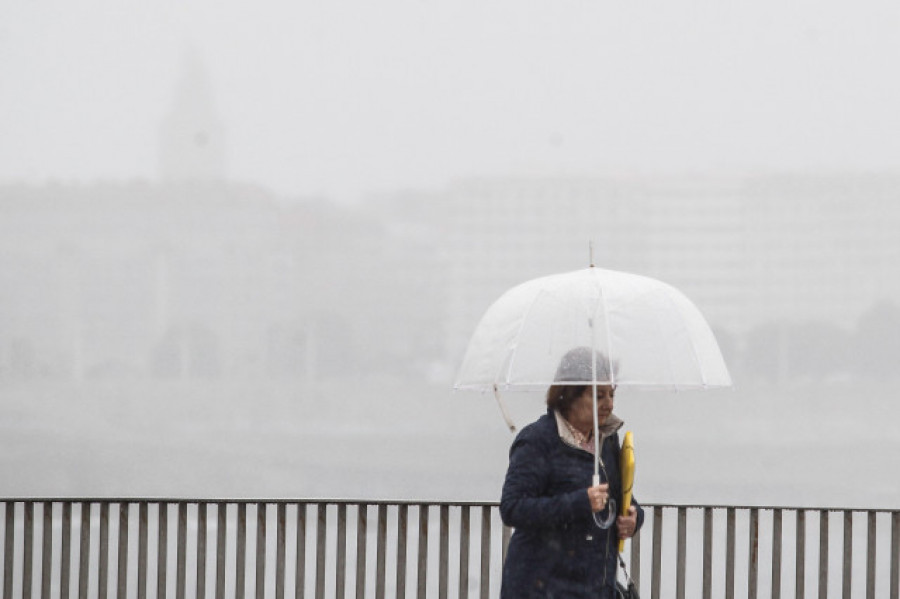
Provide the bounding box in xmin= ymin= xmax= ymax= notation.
xmin=2 ymin=379 xmax=897 ymax=509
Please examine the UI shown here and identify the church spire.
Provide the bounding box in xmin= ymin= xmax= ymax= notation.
xmin=158 ymin=48 xmax=226 ymax=183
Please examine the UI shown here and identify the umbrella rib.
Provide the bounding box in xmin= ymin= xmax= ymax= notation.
xmin=500 ymin=287 xmax=551 ymax=386
xmin=594 ymin=269 xmax=615 ymax=386
xmin=659 ymin=289 xmax=707 ymax=389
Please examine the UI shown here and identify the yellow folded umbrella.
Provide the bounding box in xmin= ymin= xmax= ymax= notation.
xmin=618 ymin=431 xmax=635 ymax=553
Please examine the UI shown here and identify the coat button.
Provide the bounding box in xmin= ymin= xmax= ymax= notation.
xmin=586 ymin=534 xmax=593 ymax=541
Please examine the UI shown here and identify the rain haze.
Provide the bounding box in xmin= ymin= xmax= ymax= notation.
xmin=2 ymin=1 xmax=900 ymax=595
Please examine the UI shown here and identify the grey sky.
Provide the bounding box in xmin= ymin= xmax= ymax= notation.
xmin=2 ymin=0 xmax=899 ymax=201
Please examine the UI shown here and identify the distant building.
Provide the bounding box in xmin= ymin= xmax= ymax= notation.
xmin=370 ymin=172 xmax=900 ymax=368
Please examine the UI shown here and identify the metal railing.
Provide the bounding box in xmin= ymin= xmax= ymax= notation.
xmin=2 ymin=499 xmax=898 ymax=599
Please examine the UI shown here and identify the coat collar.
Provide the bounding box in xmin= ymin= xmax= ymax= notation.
xmin=553 ymin=409 xmax=623 ymax=452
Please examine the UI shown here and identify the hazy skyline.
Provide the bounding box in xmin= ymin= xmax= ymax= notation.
xmin=3 ymin=0 xmax=900 ymax=202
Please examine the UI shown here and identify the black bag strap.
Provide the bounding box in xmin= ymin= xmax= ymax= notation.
xmin=617 ymin=552 xmax=634 ymax=587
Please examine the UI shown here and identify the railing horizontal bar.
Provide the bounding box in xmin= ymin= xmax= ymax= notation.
xmin=2 ymin=497 xmax=899 ymax=513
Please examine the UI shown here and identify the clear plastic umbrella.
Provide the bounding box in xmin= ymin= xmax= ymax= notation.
xmin=454 ymin=266 xmax=732 ymax=485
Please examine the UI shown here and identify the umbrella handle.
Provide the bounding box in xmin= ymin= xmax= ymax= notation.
xmin=493 ymin=385 xmax=517 ymax=433
xmin=592 ymin=498 xmax=617 ymax=530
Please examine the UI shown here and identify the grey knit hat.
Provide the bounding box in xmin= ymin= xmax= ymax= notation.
xmin=554 ymin=346 xmax=616 ymax=383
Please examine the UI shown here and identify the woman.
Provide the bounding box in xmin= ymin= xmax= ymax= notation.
xmin=500 ymin=347 xmax=644 ymax=598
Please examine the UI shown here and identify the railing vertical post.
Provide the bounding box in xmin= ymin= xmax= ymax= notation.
xmin=702 ymin=507 xmax=712 ymax=599
xmin=216 ymin=503 xmax=227 ymax=599
xmin=631 ymin=520 xmax=641 ymax=590
xmin=417 ymin=505 xmax=429 ymax=599
xmin=237 ymin=503 xmax=247 ymax=599
xmin=396 ymin=505 xmax=408 ymax=599
xmin=651 ymin=507 xmax=662 ymax=599
xmin=138 ymin=503 xmax=148 ymax=599
xmin=438 ymin=505 xmax=449 ymax=599
xmin=157 ymin=504 xmax=168 ymax=599
xmin=891 ymin=511 xmax=899 ymax=599
xmin=23 ymin=502 xmax=33 ymax=599
xmin=80 ymin=503 xmax=92 ymax=599
xmin=676 ymin=507 xmax=686 ymax=599
xmin=479 ymin=506 xmax=491 ymax=599
xmin=501 ymin=526 xmax=511 ymax=567
xmin=296 ymin=503 xmax=308 ymax=599
xmin=257 ymin=503 xmax=267 ymax=599
xmin=842 ymin=510 xmax=852 ymax=599
xmin=276 ymin=503 xmax=286 ymax=599
xmin=4 ymin=503 xmax=14 ymax=599
xmin=866 ymin=511 xmax=876 ymax=599
xmin=796 ymin=510 xmax=806 ymax=599
xmin=725 ymin=507 xmax=735 ymax=599
xmin=375 ymin=505 xmax=386 ymax=599
xmin=818 ymin=510 xmax=829 ymax=599
xmin=118 ymin=503 xmax=129 ymax=599
xmin=749 ymin=508 xmax=759 ymax=599
xmin=62 ymin=502 xmax=73 ymax=599
xmin=315 ymin=504 xmax=326 ymax=599
xmin=42 ymin=502 xmax=53 ymax=599
xmin=99 ymin=502 xmax=109 ymax=599
xmin=197 ymin=502 xmax=207 ymax=599
xmin=771 ymin=509 xmax=782 ymax=599
xmin=336 ymin=504 xmax=347 ymax=599
xmin=459 ymin=506 xmax=470 ymax=599
xmin=177 ymin=503 xmax=187 ymax=599
xmin=356 ymin=504 xmax=367 ymax=599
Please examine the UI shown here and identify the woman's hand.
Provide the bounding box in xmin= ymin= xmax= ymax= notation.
xmin=586 ymin=483 xmax=609 ymax=512
xmin=617 ymin=506 xmax=638 ymax=539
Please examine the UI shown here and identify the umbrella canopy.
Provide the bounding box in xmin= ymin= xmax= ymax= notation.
xmin=455 ymin=267 xmax=732 ymax=391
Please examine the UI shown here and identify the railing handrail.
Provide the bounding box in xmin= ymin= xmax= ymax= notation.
xmin=1 ymin=497 xmax=897 ymax=512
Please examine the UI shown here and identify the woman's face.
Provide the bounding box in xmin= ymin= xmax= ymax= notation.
xmin=567 ymin=385 xmax=616 ymax=433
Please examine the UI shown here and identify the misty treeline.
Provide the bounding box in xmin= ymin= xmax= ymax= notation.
xmin=721 ymin=300 xmax=900 ymax=385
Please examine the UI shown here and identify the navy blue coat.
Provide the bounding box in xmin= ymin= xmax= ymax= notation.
xmin=500 ymin=410 xmax=644 ymax=598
